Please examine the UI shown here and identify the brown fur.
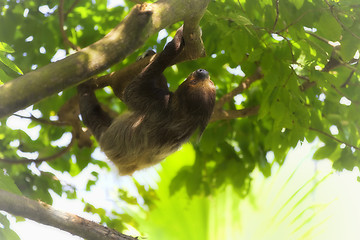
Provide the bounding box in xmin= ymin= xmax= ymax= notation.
xmin=78 ymin=27 xmax=216 ymax=175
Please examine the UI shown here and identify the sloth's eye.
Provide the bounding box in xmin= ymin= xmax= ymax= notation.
xmin=190 ymin=79 xmax=197 ymax=85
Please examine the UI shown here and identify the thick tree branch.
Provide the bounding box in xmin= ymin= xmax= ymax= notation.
xmin=92 ymin=21 xmax=206 ymax=99
xmin=0 ymin=0 xmax=210 ymax=118
xmin=0 ymin=189 xmax=136 ymax=240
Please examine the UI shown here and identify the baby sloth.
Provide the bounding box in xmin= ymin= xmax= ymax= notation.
xmin=78 ymin=27 xmax=216 ymax=175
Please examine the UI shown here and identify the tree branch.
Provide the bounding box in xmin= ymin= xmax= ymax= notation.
xmin=276 ymin=9 xmax=314 ymax=33
xmin=58 ymin=0 xmax=81 ymax=51
xmin=94 ymin=22 xmax=207 ymax=99
xmin=309 ymin=127 xmax=360 ymax=151
xmin=324 ymin=0 xmax=360 ymax=40
xmin=214 ymin=67 xmax=263 ymax=110
xmin=210 ymin=105 xmax=259 ymax=122
xmin=0 ymin=134 xmax=75 ymax=164
xmin=0 ymin=0 xmax=211 ymax=118
xmin=272 ymin=0 xmax=280 ymax=30
xmin=64 ymin=0 xmax=81 ymax=18
xmin=0 ymin=189 xmax=136 ymax=240
xmin=12 ymin=113 xmax=67 ymax=127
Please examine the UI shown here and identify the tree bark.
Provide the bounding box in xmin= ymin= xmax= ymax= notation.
xmin=0 ymin=0 xmax=210 ymax=118
xmin=0 ymin=189 xmax=136 ymax=240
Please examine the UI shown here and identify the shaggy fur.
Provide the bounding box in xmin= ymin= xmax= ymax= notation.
xmin=78 ymin=27 xmax=216 ymax=175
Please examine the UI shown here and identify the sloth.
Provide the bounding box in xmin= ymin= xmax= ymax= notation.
xmin=78 ymin=27 xmax=216 ymax=175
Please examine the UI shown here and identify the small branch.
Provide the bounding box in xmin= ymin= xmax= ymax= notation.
xmin=276 ymin=32 xmax=296 ymax=63
xmin=12 ymin=113 xmax=67 ymax=127
xmin=0 ymin=134 xmax=75 ymax=164
xmin=329 ymin=83 xmax=360 ymax=105
xmin=299 ymin=79 xmax=316 ymax=91
xmin=272 ymin=0 xmax=280 ymax=30
xmin=236 ymin=0 xmax=245 ymax=13
xmin=210 ymin=105 xmax=260 ymax=122
xmin=309 ymin=127 xmax=360 ymax=151
xmin=340 ymin=60 xmax=358 ymax=87
xmin=0 ymin=189 xmax=136 ymax=240
xmin=324 ymin=0 xmax=360 ymax=40
xmin=58 ymin=0 xmax=81 ymax=51
xmin=64 ymin=0 xmax=81 ymax=18
xmin=305 ymin=30 xmax=331 ymax=44
xmin=277 ymin=10 xmax=314 ymax=33
xmin=215 ymin=67 xmax=263 ymax=110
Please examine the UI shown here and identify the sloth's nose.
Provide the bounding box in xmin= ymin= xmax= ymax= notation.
xmin=195 ymin=69 xmax=209 ymax=79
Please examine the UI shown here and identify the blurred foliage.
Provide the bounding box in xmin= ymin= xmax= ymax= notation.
xmin=134 ymin=144 xmax=338 ymax=240
xmin=1 ymin=0 xmax=360 ymax=238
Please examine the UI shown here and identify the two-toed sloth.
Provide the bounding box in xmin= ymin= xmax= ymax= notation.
xmin=78 ymin=27 xmax=216 ymax=175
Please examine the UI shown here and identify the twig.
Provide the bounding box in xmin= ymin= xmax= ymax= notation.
xmin=276 ymin=32 xmax=296 ymax=63
xmin=0 ymin=189 xmax=136 ymax=240
xmin=299 ymin=77 xmax=316 ymax=91
xmin=309 ymin=127 xmax=360 ymax=151
xmin=210 ymin=106 xmax=260 ymax=122
xmin=324 ymin=0 xmax=360 ymax=40
xmin=58 ymin=0 xmax=81 ymax=51
xmin=0 ymin=134 xmax=75 ymax=164
xmin=272 ymin=0 xmax=280 ymax=30
xmin=215 ymin=67 xmax=263 ymax=110
xmin=277 ymin=10 xmax=314 ymax=33
xmin=329 ymin=83 xmax=360 ymax=105
xmin=340 ymin=59 xmax=359 ymax=87
xmin=236 ymin=0 xmax=245 ymax=12
xmin=12 ymin=113 xmax=67 ymax=127
xmin=64 ymin=0 xmax=81 ymax=18
xmin=305 ymin=30 xmax=331 ymax=44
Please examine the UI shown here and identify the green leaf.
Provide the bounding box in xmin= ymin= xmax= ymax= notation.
xmin=0 ymin=42 xmax=15 ymax=53
xmin=289 ymin=0 xmax=305 ymax=9
xmin=232 ymin=15 xmax=253 ymax=26
xmin=315 ymin=13 xmax=342 ymax=40
xmin=0 ymin=54 xmax=23 ymax=74
xmin=270 ymin=100 xmax=287 ymax=120
xmin=0 ymin=214 xmax=20 ymax=240
xmin=0 ymin=68 xmax=11 ymax=83
xmin=313 ymin=143 xmax=337 ymax=160
xmin=340 ymin=32 xmax=360 ymax=61
xmin=248 ymin=48 xmax=263 ymax=62
xmin=169 ymin=167 xmax=190 ymax=195
xmin=334 ymin=148 xmax=356 ymax=171
xmin=0 ymin=171 xmax=22 ymax=195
